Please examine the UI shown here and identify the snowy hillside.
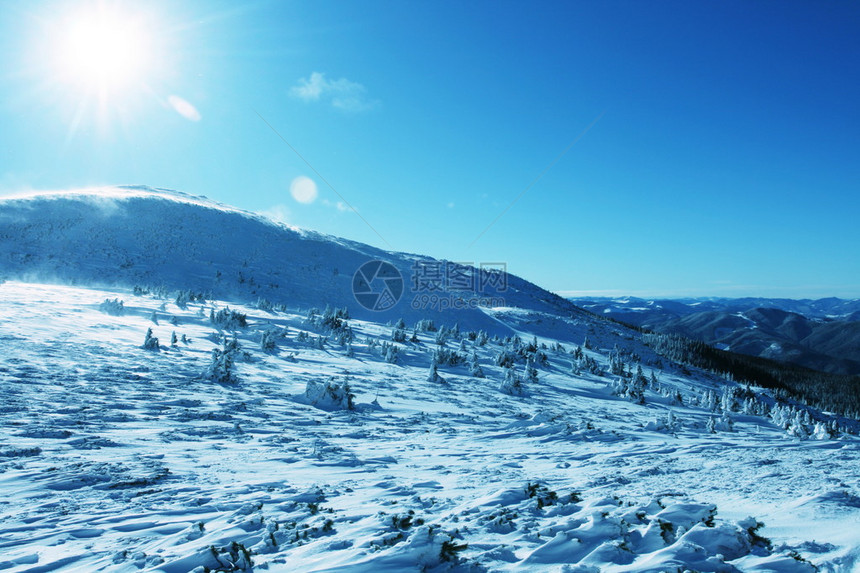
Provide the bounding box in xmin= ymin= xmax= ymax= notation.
xmin=0 ymin=186 xmax=579 ymax=331
xmin=3 ymin=282 xmax=860 ymax=572
xmin=2 ymin=189 xmax=860 ymax=571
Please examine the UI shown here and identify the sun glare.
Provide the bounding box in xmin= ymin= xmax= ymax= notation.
xmin=57 ymin=6 xmax=152 ymax=95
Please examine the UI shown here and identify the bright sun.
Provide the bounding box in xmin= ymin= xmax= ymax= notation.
xmin=58 ymin=6 xmax=152 ymax=95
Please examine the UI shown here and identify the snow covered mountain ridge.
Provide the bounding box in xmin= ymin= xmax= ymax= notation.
xmin=570 ymin=296 xmax=860 ymax=376
xmin=0 ymin=185 xmax=579 ymax=331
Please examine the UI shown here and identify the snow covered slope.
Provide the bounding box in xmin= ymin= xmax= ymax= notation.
xmin=2 ymin=188 xmax=860 ymax=571
xmin=0 ymin=186 xmax=579 ymax=331
xmin=2 ymin=282 xmax=860 ymax=572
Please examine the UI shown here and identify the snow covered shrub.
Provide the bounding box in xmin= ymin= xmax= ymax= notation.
xmin=304 ymin=379 xmax=354 ymax=411
xmin=469 ymin=351 xmax=485 ymax=378
xmin=526 ymin=482 xmax=560 ymax=509
xmin=210 ymin=307 xmax=247 ymax=330
xmin=99 ymin=298 xmax=125 ymax=316
xmin=307 ymin=305 xmax=349 ymax=330
xmin=706 ymin=416 xmax=717 ymax=433
xmin=142 ymin=328 xmax=159 ymax=351
xmin=496 ymin=350 xmax=517 ymax=369
xmin=612 ymin=376 xmax=644 ymax=404
xmin=525 ymin=361 xmax=539 ymax=383
xmin=415 ymin=318 xmax=436 ymax=332
xmin=370 ymin=524 xmax=467 ymax=568
xmin=260 ymin=328 xmax=278 ymax=352
xmin=717 ymin=411 xmax=735 ymax=432
xmin=307 ymin=305 xmax=353 ymax=344
xmin=813 ymin=421 xmax=835 ymax=440
xmin=382 ymin=342 xmax=399 ymax=364
xmin=392 ymin=326 xmax=407 ymax=343
xmin=500 ymin=368 xmax=525 ymax=396
xmin=204 ymin=347 xmax=237 ymax=383
xmin=434 ymin=347 xmax=464 ymax=367
xmin=205 ymin=541 xmax=253 ymax=571
xmin=174 ymin=290 xmax=191 ymax=309
xmin=428 ymin=361 xmax=443 ymax=383
xmin=202 ymin=338 xmax=245 ymax=383
xmin=575 ymin=354 xmax=603 ymax=376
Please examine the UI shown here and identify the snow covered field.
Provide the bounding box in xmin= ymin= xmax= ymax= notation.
xmin=2 ymin=281 xmax=859 ymax=572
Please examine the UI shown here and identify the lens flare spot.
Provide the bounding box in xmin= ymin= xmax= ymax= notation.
xmin=290 ymin=176 xmax=318 ymax=204
xmin=168 ymin=95 xmax=201 ymax=121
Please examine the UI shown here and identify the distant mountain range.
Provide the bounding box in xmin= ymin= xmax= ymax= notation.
xmin=569 ymin=297 xmax=860 ymax=375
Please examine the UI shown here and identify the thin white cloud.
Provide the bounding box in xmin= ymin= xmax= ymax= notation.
xmin=290 ymin=72 xmax=378 ymax=112
xmin=322 ymin=198 xmax=349 ymax=212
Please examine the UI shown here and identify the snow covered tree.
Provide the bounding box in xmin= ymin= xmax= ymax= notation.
xmin=99 ymin=298 xmax=125 ymax=316
xmin=469 ymin=351 xmax=485 ymax=378
xmin=428 ymin=360 xmax=443 ymax=383
xmin=260 ymin=329 xmax=278 ymax=352
xmin=204 ymin=347 xmax=236 ymax=383
xmin=719 ymin=411 xmax=734 ymax=432
xmin=525 ymin=360 xmax=539 ymax=384
xmin=392 ymin=325 xmax=407 ymax=343
xmin=475 ymin=330 xmax=488 ymax=346
xmin=500 ymin=367 xmax=525 ymax=396
xmin=383 ymin=343 xmax=399 ymax=364
xmin=706 ymin=416 xmax=717 ymax=433
xmin=142 ymin=328 xmax=159 ymax=351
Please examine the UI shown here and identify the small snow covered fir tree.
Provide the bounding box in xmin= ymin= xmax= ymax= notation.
xmin=428 ymin=360 xmax=443 ymax=383
xmin=469 ymin=351 xmax=485 ymax=378
xmin=260 ymin=329 xmax=277 ymax=352
xmin=500 ymin=367 xmax=525 ymax=396
xmin=143 ymin=328 xmax=159 ymax=351
xmin=384 ymin=343 xmax=399 ymax=364
xmin=204 ymin=345 xmax=237 ymax=383
xmin=525 ymin=360 xmax=539 ymax=383
xmin=99 ymin=298 xmax=125 ymax=316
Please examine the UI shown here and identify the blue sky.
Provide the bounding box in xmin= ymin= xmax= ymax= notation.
xmin=1 ymin=0 xmax=858 ymax=298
